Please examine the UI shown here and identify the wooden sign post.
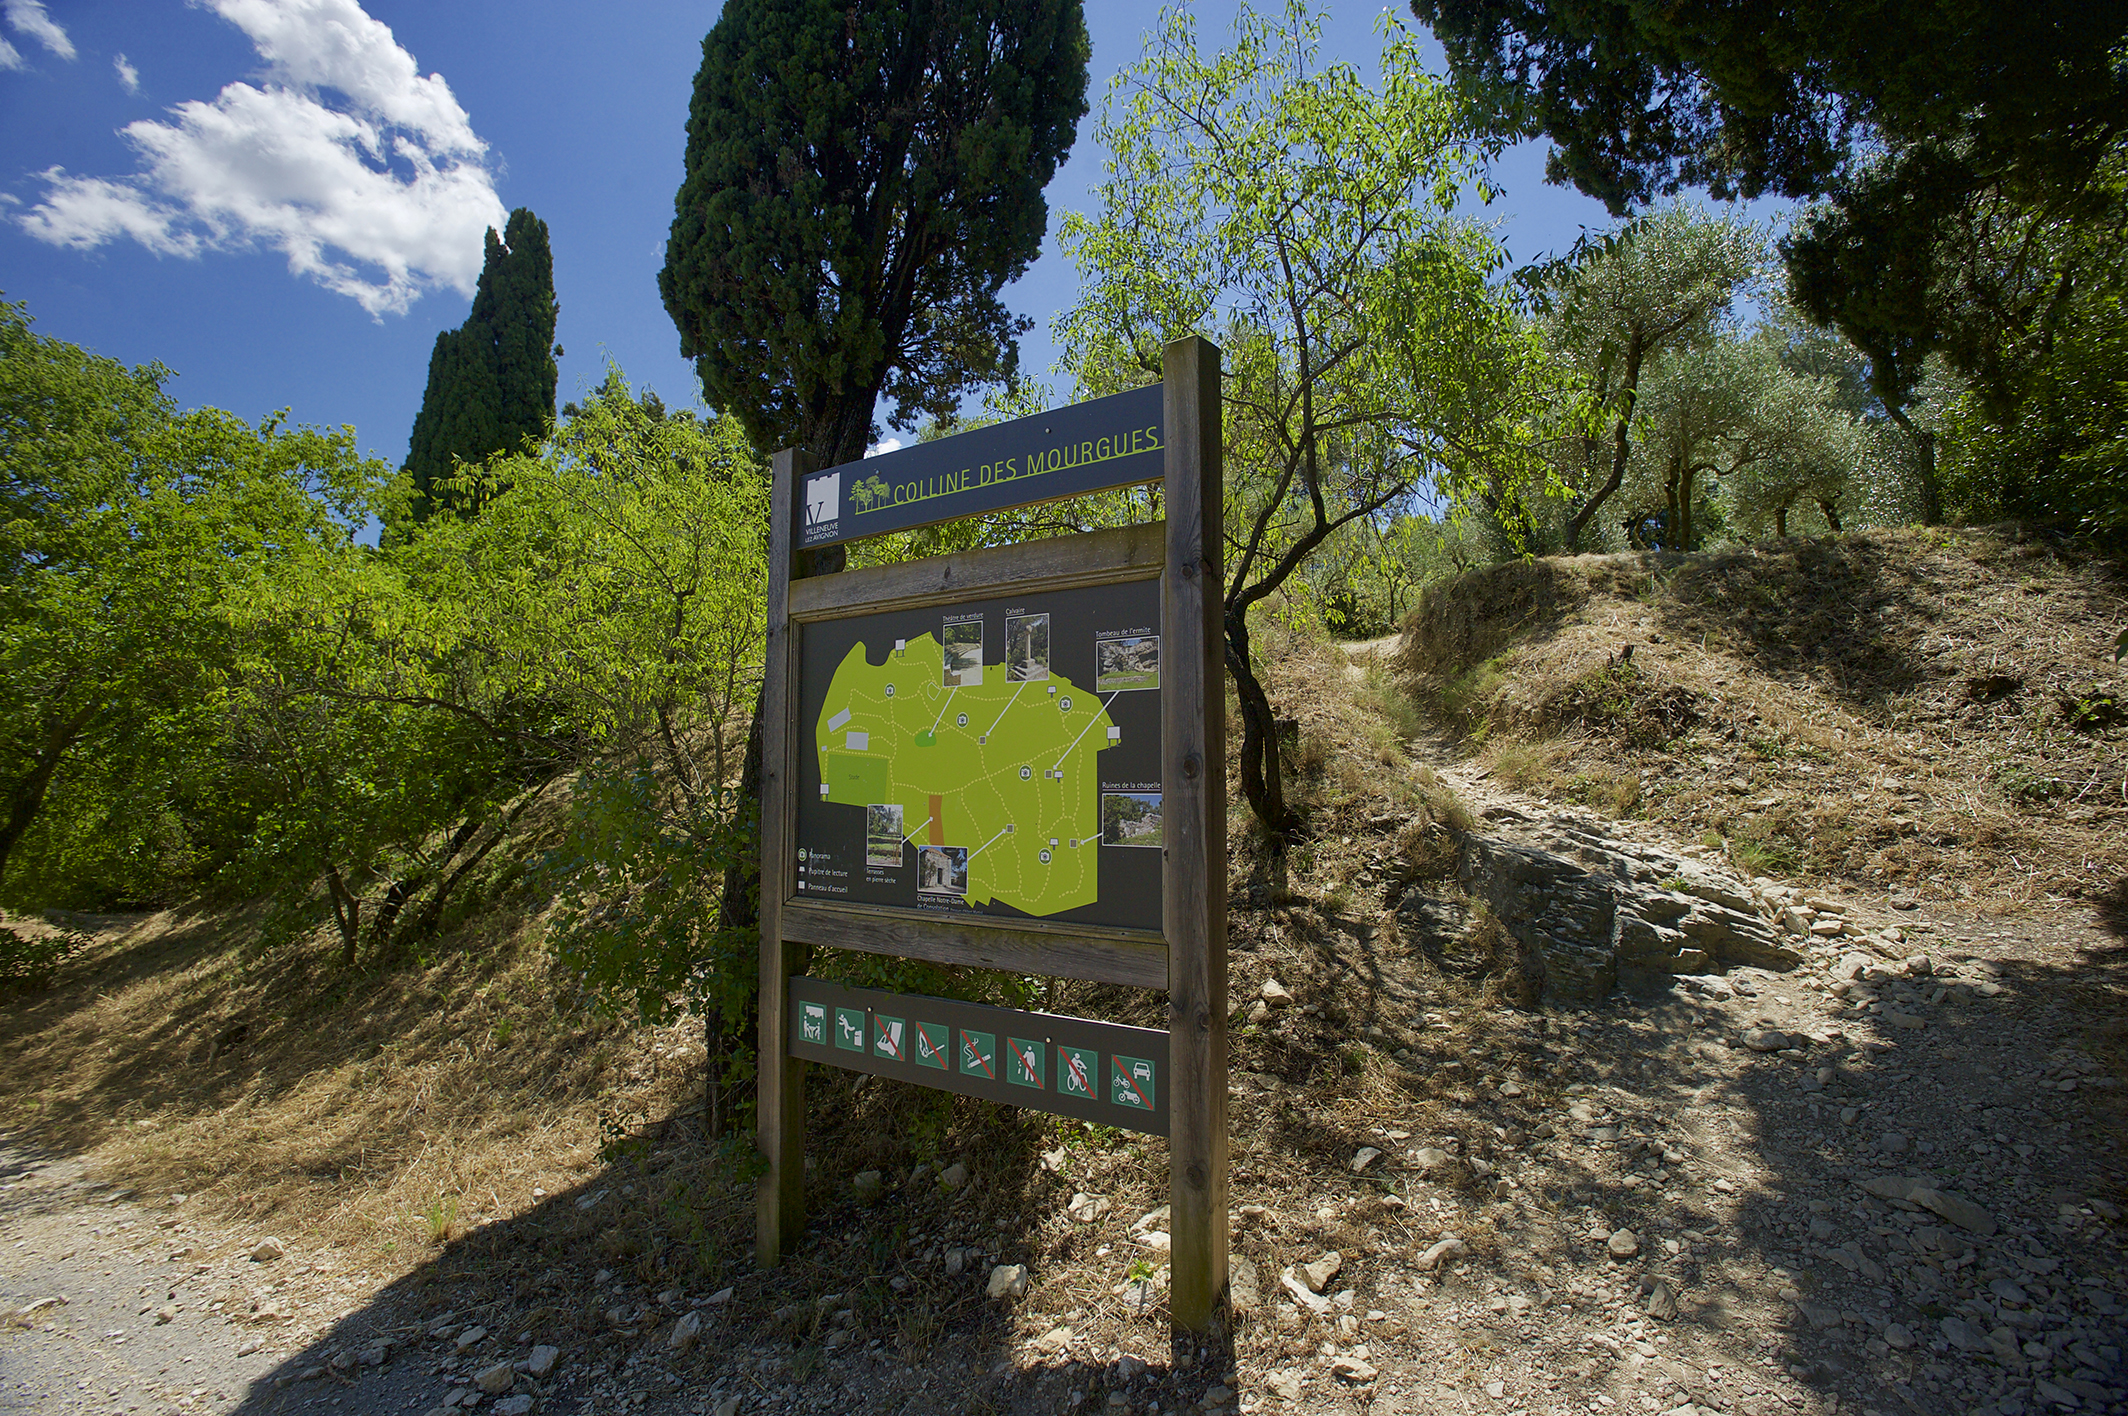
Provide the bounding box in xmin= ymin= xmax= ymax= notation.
xmin=754 ymin=336 xmax=1226 ymax=1331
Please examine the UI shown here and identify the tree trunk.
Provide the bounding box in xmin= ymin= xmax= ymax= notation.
xmin=697 ymin=420 xmax=867 ymax=1135
xmin=1225 ymin=612 xmax=1301 ymax=851
xmin=1678 ymin=462 xmax=1699 ymax=552
xmin=325 ymin=866 xmax=362 ymax=967
xmin=362 ymin=816 xmax=482 ymax=957
xmin=1817 ymin=497 xmax=1844 ymax=533
xmin=1886 ymin=404 xmax=1941 ymax=525
xmin=403 ymin=794 xmax=541 ymax=945
xmin=706 ymin=685 xmax=768 ymax=1136
xmin=1775 ymin=502 xmax=1790 ymax=538
xmin=1564 ymin=333 xmax=1647 ymax=552
xmin=1663 ymin=457 xmax=1685 ymax=553
xmin=0 ymin=703 xmax=100 ymax=890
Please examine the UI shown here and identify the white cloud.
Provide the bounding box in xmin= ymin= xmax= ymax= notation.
xmin=114 ymin=54 xmax=139 ymax=94
xmin=4 ymin=0 xmax=74 ymax=60
xmin=0 ymin=36 xmax=21 ymax=72
xmin=15 ymin=0 xmax=505 ymax=317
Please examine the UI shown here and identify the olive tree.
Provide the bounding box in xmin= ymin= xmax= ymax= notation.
xmin=1534 ymin=205 xmax=1764 ymax=551
xmin=1058 ymin=0 xmax=1550 ymax=847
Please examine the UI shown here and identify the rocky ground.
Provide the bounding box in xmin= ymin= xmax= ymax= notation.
xmin=5 ymin=755 xmax=2125 ymax=1416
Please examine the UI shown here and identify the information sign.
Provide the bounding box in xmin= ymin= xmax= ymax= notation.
xmin=758 ymin=338 xmax=1226 ymax=1329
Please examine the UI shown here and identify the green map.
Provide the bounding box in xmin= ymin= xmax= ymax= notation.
xmin=816 ymin=632 xmax=1117 ymax=916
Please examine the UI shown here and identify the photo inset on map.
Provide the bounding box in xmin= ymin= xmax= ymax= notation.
xmin=864 ymin=803 xmax=904 ymax=867
xmin=1005 ymin=613 xmax=1050 ymax=682
xmin=1095 ymin=633 xmax=1160 ymax=691
xmin=1101 ymin=792 xmax=1163 ymax=847
xmin=941 ymin=619 xmax=984 ymax=687
xmin=916 ymin=844 xmax=970 ymax=896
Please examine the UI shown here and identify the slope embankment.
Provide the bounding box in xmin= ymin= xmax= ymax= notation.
xmin=1391 ymin=524 xmax=2128 ymax=909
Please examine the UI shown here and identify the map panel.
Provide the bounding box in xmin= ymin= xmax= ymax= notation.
xmin=795 ymin=578 xmax=1162 ymax=933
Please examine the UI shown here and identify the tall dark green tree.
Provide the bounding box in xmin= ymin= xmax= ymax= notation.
xmin=659 ymin=0 xmax=1090 ymax=477
xmin=403 ymin=208 xmax=560 ymax=520
xmin=659 ymin=1 xmax=1089 ymax=1105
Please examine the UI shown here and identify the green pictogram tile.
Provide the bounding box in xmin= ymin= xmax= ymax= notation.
xmin=912 ymin=1020 xmax=950 ymax=1070
xmin=834 ymin=1007 xmax=867 ymax=1052
xmin=1007 ymin=1037 xmax=1046 ymax=1089
xmin=1111 ymin=1053 xmax=1156 ymax=1109
xmin=958 ymin=1029 xmax=997 ymax=1079
xmin=1056 ymin=1045 xmax=1097 ymax=1099
xmin=797 ymin=1001 xmax=827 ymax=1047
xmin=872 ymin=1014 xmax=906 ymax=1062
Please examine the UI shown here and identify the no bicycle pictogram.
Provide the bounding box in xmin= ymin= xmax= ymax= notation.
xmin=1056 ymin=1045 xmax=1097 ymax=1099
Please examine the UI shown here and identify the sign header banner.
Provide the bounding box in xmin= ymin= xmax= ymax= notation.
xmin=798 ymin=384 xmax=1163 ymax=550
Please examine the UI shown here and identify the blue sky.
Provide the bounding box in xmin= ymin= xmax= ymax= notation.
xmin=0 ymin=1 xmax=1784 ymax=469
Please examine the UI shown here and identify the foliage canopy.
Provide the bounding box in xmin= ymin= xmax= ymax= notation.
xmin=1059 ymin=0 xmax=1549 ymax=842
xmin=660 ymin=0 xmax=1091 ymax=470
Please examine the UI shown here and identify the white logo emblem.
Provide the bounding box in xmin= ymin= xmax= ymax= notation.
xmin=804 ymin=472 xmax=840 ymax=527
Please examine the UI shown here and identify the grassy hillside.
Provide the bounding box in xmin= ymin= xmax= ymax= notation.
xmin=1392 ymin=525 xmax=2128 ymax=908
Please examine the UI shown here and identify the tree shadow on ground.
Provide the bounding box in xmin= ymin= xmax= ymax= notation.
xmin=1652 ymin=536 xmax=1944 ymax=707
xmin=205 ymin=1068 xmax=1241 ymax=1416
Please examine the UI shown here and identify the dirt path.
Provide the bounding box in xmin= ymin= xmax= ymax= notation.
xmin=0 ymin=1142 xmax=291 ymax=1415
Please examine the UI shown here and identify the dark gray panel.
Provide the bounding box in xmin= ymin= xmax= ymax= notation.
xmin=786 ymin=977 xmax=1169 ymax=1137
xmin=795 ymin=578 xmax=1164 ymax=933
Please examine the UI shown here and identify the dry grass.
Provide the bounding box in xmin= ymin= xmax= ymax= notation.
xmin=1394 ymin=525 xmax=2128 ymax=907
xmin=1225 ymin=620 xmax=1475 ymax=912
xmin=0 ymin=895 xmax=715 ymax=1322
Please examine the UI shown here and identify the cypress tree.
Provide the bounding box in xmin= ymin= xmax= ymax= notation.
xmin=404 ymin=208 xmax=560 ymax=520
xmin=659 ymin=0 xmax=1089 ymax=473
xmin=657 ymin=1 xmax=1090 ymax=1126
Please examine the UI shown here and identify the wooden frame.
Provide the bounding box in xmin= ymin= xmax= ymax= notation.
xmin=757 ymin=447 xmax=810 ymax=1268
xmin=1160 ymin=337 xmax=1228 ymax=1330
xmin=755 ymin=337 xmax=1226 ymax=1331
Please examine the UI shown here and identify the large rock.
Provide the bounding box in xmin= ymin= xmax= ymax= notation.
xmin=1443 ymin=832 xmax=1800 ymax=1001
xmin=1676 ymin=904 xmax=1803 ymax=970
xmin=1453 ymin=838 xmax=1614 ymax=999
